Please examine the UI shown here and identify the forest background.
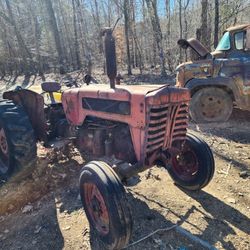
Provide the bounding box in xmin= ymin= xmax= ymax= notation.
xmin=0 ymin=0 xmax=249 ymax=83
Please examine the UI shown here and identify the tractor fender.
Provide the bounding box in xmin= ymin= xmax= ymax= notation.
xmin=185 ymin=77 xmax=242 ymax=104
xmin=3 ymin=89 xmax=47 ymax=142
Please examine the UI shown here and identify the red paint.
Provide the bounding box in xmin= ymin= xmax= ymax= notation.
xmin=62 ymin=84 xmax=190 ymax=163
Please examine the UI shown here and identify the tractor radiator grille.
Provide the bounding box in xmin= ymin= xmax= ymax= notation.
xmin=146 ymin=102 xmax=189 ymax=153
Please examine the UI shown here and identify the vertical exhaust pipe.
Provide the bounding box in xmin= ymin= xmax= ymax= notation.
xmin=102 ymin=28 xmax=117 ymax=89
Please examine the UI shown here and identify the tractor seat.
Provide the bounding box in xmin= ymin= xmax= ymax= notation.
xmin=41 ymin=81 xmax=61 ymax=93
xmin=41 ymin=82 xmax=62 ymax=105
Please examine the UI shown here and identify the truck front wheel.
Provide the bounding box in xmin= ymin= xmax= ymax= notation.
xmin=190 ymin=87 xmax=233 ymax=123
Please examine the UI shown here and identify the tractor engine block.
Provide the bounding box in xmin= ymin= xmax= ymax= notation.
xmin=76 ymin=119 xmax=136 ymax=163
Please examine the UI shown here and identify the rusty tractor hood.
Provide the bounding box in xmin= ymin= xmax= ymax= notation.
xmin=62 ymin=84 xmax=190 ymax=162
xmin=177 ymin=38 xmax=211 ymax=58
xmin=63 ymin=84 xmax=189 ymax=104
xmin=62 ymin=84 xmax=190 ymax=126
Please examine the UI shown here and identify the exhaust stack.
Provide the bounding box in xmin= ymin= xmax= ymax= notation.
xmin=102 ymin=28 xmax=117 ymax=89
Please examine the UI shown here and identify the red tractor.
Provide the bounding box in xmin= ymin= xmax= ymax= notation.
xmin=0 ymin=29 xmax=214 ymax=249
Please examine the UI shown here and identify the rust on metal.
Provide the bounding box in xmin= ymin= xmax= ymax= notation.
xmin=178 ymin=38 xmax=210 ymax=58
xmin=62 ymin=84 xmax=190 ymax=163
xmin=3 ymin=89 xmax=47 ymax=141
xmin=246 ymin=28 xmax=250 ymax=50
xmin=83 ymin=183 xmax=110 ymax=235
xmin=176 ymin=23 xmax=250 ymax=112
xmin=225 ymin=24 xmax=250 ymax=32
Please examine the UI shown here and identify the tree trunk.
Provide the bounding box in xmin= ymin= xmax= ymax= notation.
xmin=57 ymin=0 xmax=74 ymax=69
xmin=43 ymin=0 xmax=65 ymax=73
xmin=165 ymin=0 xmax=170 ymax=41
xmin=145 ymin=0 xmax=167 ymax=77
xmin=5 ymin=0 xmax=32 ymax=75
xmin=183 ymin=0 xmax=190 ymax=61
xmin=72 ymin=0 xmax=81 ymax=69
xmin=124 ymin=0 xmax=132 ymax=75
xmin=178 ymin=0 xmax=183 ymax=62
xmin=214 ymin=0 xmax=219 ymax=48
xmin=178 ymin=0 xmax=183 ymax=39
xmin=75 ymin=0 xmax=86 ymax=59
xmin=27 ymin=0 xmax=45 ymax=80
xmin=200 ymin=0 xmax=209 ymax=49
xmin=94 ymin=0 xmax=103 ymax=54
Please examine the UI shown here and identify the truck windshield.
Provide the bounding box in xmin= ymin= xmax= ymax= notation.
xmin=216 ymin=31 xmax=231 ymax=51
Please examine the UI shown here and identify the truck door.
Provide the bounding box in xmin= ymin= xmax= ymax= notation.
xmin=244 ymin=28 xmax=250 ymax=89
xmin=233 ymin=29 xmax=250 ymax=90
xmin=246 ymin=28 xmax=250 ymax=50
xmin=238 ymin=28 xmax=250 ymax=107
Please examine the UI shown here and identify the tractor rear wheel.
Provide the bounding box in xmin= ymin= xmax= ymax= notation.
xmin=190 ymin=87 xmax=233 ymax=123
xmin=168 ymin=133 xmax=215 ymax=191
xmin=0 ymin=100 xmax=37 ymax=180
xmin=79 ymin=161 xmax=132 ymax=249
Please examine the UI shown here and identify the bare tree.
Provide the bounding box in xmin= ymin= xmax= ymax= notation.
xmin=27 ymin=0 xmax=45 ymax=79
xmin=0 ymin=0 xmax=249 ymax=78
xmin=123 ymin=0 xmax=132 ymax=75
xmin=214 ymin=0 xmax=219 ymax=48
xmin=43 ymin=0 xmax=65 ymax=73
xmin=145 ymin=0 xmax=167 ymax=77
xmin=2 ymin=0 xmax=33 ymax=75
xmin=72 ymin=0 xmax=81 ymax=69
xmin=94 ymin=0 xmax=103 ymax=54
xmin=200 ymin=0 xmax=209 ymax=49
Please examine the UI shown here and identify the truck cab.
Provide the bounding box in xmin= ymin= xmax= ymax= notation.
xmin=176 ymin=24 xmax=250 ymax=123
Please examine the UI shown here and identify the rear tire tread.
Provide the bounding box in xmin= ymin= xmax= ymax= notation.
xmin=0 ymin=100 xmax=37 ymax=179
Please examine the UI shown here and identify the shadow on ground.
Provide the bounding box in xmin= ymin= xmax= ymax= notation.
xmin=1 ymin=178 xmax=249 ymax=250
xmin=182 ymin=189 xmax=250 ymax=250
xmin=130 ymin=188 xmax=250 ymax=250
xmin=190 ymin=109 xmax=250 ymax=144
xmin=214 ymin=151 xmax=250 ymax=173
xmin=0 ymin=194 xmax=64 ymax=250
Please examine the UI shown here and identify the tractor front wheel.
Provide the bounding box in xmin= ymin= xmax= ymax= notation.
xmin=168 ymin=133 xmax=215 ymax=191
xmin=79 ymin=161 xmax=132 ymax=249
xmin=0 ymin=100 xmax=37 ymax=180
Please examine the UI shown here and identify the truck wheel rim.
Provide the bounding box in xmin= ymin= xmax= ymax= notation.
xmin=171 ymin=148 xmax=199 ymax=181
xmin=0 ymin=127 xmax=9 ymax=173
xmin=200 ymin=95 xmax=224 ymax=119
xmin=84 ymin=183 xmax=110 ymax=235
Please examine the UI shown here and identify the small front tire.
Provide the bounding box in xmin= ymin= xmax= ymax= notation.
xmin=168 ymin=133 xmax=215 ymax=191
xmin=79 ymin=161 xmax=132 ymax=249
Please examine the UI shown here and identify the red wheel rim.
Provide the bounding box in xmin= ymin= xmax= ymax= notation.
xmin=0 ymin=127 xmax=9 ymax=173
xmin=84 ymin=183 xmax=110 ymax=235
xmin=171 ymin=146 xmax=199 ymax=181
xmin=0 ymin=128 xmax=8 ymax=156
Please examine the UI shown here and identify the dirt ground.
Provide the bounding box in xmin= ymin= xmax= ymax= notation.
xmin=0 ymin=108 xmax=249 ymax=250
xmin=0 ymin=73 xmax=249 ymax=250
